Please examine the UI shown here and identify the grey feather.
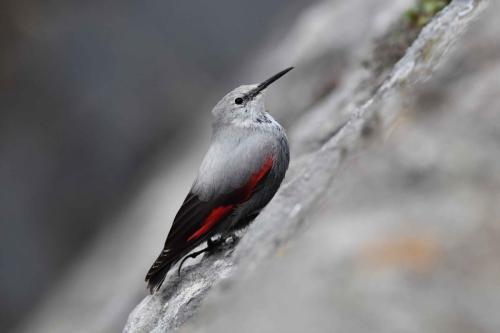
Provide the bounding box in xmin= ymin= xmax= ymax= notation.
xmin=146 ymin=69 xmax=291 ymax=292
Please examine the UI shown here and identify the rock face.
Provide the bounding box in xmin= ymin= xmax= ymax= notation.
xmin=125 ymin=0 xmax=498 ymax=332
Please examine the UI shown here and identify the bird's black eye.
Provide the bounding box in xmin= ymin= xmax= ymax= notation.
xmin=234 ymin=97 xmax=243 ymax=105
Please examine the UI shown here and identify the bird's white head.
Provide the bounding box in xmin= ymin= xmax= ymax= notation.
xmin=212 ymin=67 xmax=293 ymax=127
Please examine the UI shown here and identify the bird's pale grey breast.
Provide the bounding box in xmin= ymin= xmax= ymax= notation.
xmin=193 ymin=123 xmax=288 ymax=201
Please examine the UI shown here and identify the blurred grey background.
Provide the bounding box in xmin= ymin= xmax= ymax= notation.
xmin=0 ymin=0 xmax=311 ymax=331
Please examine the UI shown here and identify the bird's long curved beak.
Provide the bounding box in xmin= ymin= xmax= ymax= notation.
xmin=247 ymin=67 xmax=294 ymax=99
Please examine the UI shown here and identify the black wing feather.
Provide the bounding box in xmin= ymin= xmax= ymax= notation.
xmin=145 ymin=159 xmax=274 ymax=293
xmin=145 ymin=192 xmax=217 ymax=292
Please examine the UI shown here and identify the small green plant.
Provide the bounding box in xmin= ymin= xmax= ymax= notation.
xmin=405 ymin=0 xmax=451 ymax=27
xmin=365 ymin=0 xmax=452 ymax=78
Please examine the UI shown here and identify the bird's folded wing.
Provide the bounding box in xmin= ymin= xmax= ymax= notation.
xmin=145 ymin=152 xmax=273 ymax=281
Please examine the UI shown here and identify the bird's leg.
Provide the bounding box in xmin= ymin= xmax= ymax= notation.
xmin=206 ymin=235 xmax=223 ymax=250
xmin=229 ymin=233 xmax=241 ymax=244
xmin=208 ymin=232 xmax=242 ymax=250
xmin=177 ymin=233 xmax=244 ymax=276
xmin=221 ymin=231 xmax=241 ymax=246
xmin=177 ymin=235 xmax=223 ymax=276
xmin=178 ymin=247 xmax=209 ymax=276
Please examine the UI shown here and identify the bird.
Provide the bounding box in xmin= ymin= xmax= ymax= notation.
xmin=145 ymin=67 xmax=292 ymax=293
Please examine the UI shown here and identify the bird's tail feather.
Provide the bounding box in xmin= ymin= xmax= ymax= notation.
xmin=145 ymin=248 xmax=175 ymax=294
xmin=146 ymin=264 xmax=171 ymax=294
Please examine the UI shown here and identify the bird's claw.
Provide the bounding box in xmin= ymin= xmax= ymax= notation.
xmin=177 ymin=246 xmax=211 ymax=277
xmin=177 ymin=233 xmax=241 ymax=277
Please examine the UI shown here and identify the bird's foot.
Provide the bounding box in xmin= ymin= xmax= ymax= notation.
xmin=177 ymin=246 xmax=210 ymax=277
xmin=177 ymin=234 xmax=241 ymax=276
xmin=223 ymin=233 xmax=241 ymax=246
xmin=210 ymin=233 xmax=241 ymax=250
xmin=177 ymin=235 xmax=226 ymax=276
xmin=207 ymin=235 xmax=224 ymax=250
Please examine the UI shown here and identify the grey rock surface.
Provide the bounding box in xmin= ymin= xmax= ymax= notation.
xmin=126 ymin=0 xmax=496 ymax=332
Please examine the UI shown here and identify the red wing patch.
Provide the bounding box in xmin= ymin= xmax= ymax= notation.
xmin=186 ymin=156 xmax=274 ymax=241
xmin=187 ymin=205 xmax=234 ymax=241
xmin=240 ymin=156 xmax=274 ymax=200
